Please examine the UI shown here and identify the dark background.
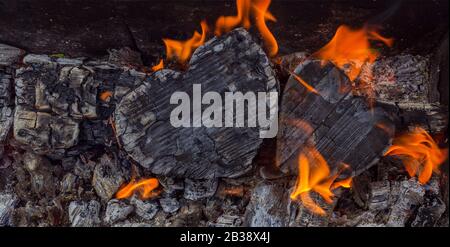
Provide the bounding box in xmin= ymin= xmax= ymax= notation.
xmin=0 ymin=0 xmax=448 ymax=65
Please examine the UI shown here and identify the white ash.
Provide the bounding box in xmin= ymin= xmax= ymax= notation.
xmin=68 ymin=200 xmax=101 ymax=227
xmin=130 ymin=196 xmax=159 ymax=221
xmin=0 ymin=192 xmax=18 ymax=226
xmin=183 ymin=178 xmax=218 ymax=201
xmin=104 ymin=199 xmax=134 ymax=224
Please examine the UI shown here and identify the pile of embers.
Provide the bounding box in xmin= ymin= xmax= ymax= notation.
xmin=0 ymin=26 xmax=448 ymax=227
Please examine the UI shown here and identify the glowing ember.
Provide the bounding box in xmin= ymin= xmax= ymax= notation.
xmin=290 ymin=146 xmax=352 ymax=216
xmin=99 ymin=91 xmax=113 ymax=102
xmin=215 ymin=0 xmax=278 ymax=57
xmin=290 ymin=72 xmax=319 ymax=95
xmin=163 ymin=20 xmax=209 ymax=64
xmin=314 ymin=25 xmax=393 ymax=82
xmin=384 ymin=127 xmax=448 ymax=184
xmin=152 ymin=59 xmax=164 ymax=71
xmin=116 ymin=178 xmax=160 ymax=200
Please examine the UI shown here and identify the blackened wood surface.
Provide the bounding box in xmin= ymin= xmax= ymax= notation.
xmin=115 ymin=29 xmax=278 ymax=179
xmin=277 ymin=60 xmax=394 ymax=176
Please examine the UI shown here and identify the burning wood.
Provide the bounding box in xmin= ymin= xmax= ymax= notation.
xmin=114 ymin=28 xmax=278 ymax=179
xmin=0 ymin=0 xmax=448 ymax=228
xmin=384 ymin=126 xmax=448 ymax=184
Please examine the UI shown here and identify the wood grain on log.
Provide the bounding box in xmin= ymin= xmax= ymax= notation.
xmin=114 ymin=28 xmax=278 ymax=179
xmin=277 ymin=60 xmax=394 ymax=176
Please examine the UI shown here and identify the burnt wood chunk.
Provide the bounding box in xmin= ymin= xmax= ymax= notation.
xmin=12 ymin=54 xmax=145 ymax=157
xmin=115 ymin=28 xmax=278 ymax=179
xmin=277 ymin=60 xmax=394 ymax=176
xmin=0 ymin=44 xmax=23 ymax=143
xmin=359 ymin=54 xmax=448 ymax=133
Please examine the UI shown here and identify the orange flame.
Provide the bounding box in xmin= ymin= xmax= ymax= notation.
xmin=163 ymin=20 xmax=209 ymax=64
xmin=214 ymin=0 xmax=278 ymax=57
xmin=384 ymin=127 xmax=448 ymax=184
xmin=290 ymin=146 xmax=352 ymax=216
xmin=99 ymin=91 xmax=113 ymax=102
xmin=215 ymin=0 xmax=251 ymax=36
xmin=252 ymin=0 xmax=278 ymax=57
xmin=116 ymin=178 xmax=160 ymax=200
xmin=290 ymin=72 xmax=319 ymax=95
xmin=151 ymin=59 xmax=164 ymax=72
xmin=314 ymin=25 xmax=393 ymax=82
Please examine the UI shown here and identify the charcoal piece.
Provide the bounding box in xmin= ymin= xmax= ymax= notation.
xmin=60 ymin=173 xmax=78 ymax=193
xmin=0 ymin=43 xmax=24 ymax=66
xmin=159 ymin=177 xmax=184 ymax=195
xmin=277 ymin=59 xmax=394 ymax=176
xmin=0 ymin=192 xmax=18 ymax=226
xmin=22 ymin=151 xmax=56 ymax=196
xmin=244 ymin=181 xmax=289 ymax=227
xmin=159 ymin=197 xmax=180 ymax=214
xmin=68 ymin=200 xmax=101 ymax=227
xmin=169 ymin=201 xmax=203 ymax=227
xmin=92 ymin=153 xmax=128 ymax=201
xmin=411 ymin=193 xmax=446 ymax=227
xmin=104 ymin=199 xmax=134 ymax=224
xmin=368 ymin=181 xmax=391 ymax=211
xmin=386 ymin=179 xmax=425 ymax=226
xmin=13 ymin=107 xmax=79 ymax=156
xmin=288 ymin=191 xmax=338 ymax=227
xmin=209 ymin=214 xmax=243 ymax=227
xmin=183 ymin=178 xmax=218 ymax=200
xmin=0 ymin=67 xmax=15 ymax=142
xmin=12 ymin=54 xmax=145 ymax=156
xmin=130 ymin=196 xmax=159 ymax=220
xmin=115 ymin=28 xmax=278 ymax=179
xmin=359 ymin=54 xmax=447 ymax=132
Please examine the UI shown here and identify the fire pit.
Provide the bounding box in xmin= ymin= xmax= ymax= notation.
xmin=0 ymin=0 xmax=448 ymax=228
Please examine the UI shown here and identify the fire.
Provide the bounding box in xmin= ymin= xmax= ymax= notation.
xmin=215 ymin=0 xmax=251 ymax=35
xmin=314 ymin=25 xmax=393 ymax=82
xmin=384 ymin=127 xmax=448 ymax=184
xmin=215 ymin=0 xmax=278 ymax=57
xmin=252 ymin=0 xmax=278 ymax=57
xmin=163 ymin=20 xmax=209 ymax=64
xmin=290 ymin=72 xmax=319 ymax=95
xmin=116 ymin=178 xmax=160 ymax=200
xmin=290 ymin=146 xmax=352 ymax=216
xmin=99 ymin=91 xmax=113 ymax=102
xmin=151 ymin=59 xmax=164 ymax=71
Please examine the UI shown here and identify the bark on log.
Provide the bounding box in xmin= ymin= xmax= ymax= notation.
xmin=277 ymin=60 xmax=394 ymax=176
xmin=114 ymin=28 xmax=278 ymax=179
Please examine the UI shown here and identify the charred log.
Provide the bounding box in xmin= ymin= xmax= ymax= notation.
xmin=114 ymin=28 xmax=278 ymax=179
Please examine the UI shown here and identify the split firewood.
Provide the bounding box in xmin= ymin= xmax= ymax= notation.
xmin=358 ymin=54 xmax=448 ymax=133
xmin=0 ymin=44 xmax=23 ymax=143
xmin=11 ymin=54 xmax=145 ymax=158
xmin=277 ymin=59 xmax=394 ymax=176
xmin=114 ymin=28 xmax=278 ymax=179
